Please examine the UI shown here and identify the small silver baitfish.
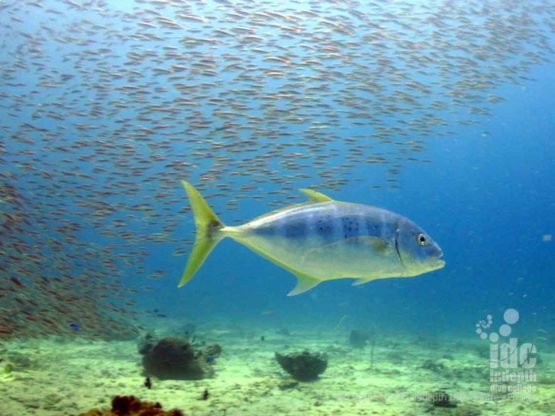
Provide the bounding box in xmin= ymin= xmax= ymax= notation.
xmin=179 ymin=181 xmax=445 ymax=295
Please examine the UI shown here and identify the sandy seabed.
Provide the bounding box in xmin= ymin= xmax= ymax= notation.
xmin=1 ymin=321 xmax=553 ymax=416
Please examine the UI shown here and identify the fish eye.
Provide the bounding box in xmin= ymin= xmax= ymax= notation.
xmin=416 ymin=233 xmax=428 ymax=246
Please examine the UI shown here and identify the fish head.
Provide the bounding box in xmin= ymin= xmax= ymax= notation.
xmin=395 ymin=218 xmax=445 ymax=277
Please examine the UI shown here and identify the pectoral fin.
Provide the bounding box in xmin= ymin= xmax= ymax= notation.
xmin=361 ymin=236 xmax=392 ymax=255
xmin=304 ymin=236 xmax=393 ymax=259
xmin=288 ymin=272 xmax=321 ymax=296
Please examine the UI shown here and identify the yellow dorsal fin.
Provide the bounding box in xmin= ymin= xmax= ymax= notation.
xmin=299 ymin=188 xmax=334 ymax=203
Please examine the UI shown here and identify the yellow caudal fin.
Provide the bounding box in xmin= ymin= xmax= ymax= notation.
xmin=179 ymin=181 xmax=225 ymax=288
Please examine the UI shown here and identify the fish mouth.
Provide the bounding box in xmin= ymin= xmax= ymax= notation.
xmin=433 ymin=255 xmax=446 ymax=270
xmin=425 ymin=259 xmax=445 ymax=273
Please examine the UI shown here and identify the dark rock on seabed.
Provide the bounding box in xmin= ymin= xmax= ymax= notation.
xmin=140 ymin=337 xmax=221 ymax=380
xmin=275 ymin=350 xmax=328 ymax=381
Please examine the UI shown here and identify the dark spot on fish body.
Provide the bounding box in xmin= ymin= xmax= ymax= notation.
xmin=314 ymin=215 xmax=335 ymax=240
xmin=342 ymin=216 xmax=360 ymax=238
xmin=208 ymin=220 xmax=221 ymax=235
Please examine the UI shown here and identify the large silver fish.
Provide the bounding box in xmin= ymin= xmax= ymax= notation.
xmin=179 ymin=181 xmax=445 ymax=295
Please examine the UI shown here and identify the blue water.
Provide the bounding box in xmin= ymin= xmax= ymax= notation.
xmin=2 ymin=2 xmax=555 ymax=415
xmin=163 ymin=63 xmax=555 ymax=341
xmin=1 ymin=0 xmax=554 ymax=355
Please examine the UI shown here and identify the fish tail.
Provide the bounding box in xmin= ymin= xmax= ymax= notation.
xmin=179 ymin=180 xmax=225 ymax=288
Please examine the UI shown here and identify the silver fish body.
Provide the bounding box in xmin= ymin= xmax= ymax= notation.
xmin=234 ymin=200 xmax=443 ymax=278
xmin=179 ymin=182 xmax=445 ymax=295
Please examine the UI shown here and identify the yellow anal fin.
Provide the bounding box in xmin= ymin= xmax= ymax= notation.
xmin=299 ymin=188 xmax=334 ymax=203
xmin=288 ymin=272 xmax=321 ymax=296
xmin=232 ymin=236 xmax=321 ymax=296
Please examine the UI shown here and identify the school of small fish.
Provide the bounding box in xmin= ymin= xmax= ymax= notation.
xmin=0 ymin=0 xmax=554 ymax=338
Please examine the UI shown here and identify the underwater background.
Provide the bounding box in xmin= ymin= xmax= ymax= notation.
xmin=1 ymin=0 xmax=554 ymax=415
